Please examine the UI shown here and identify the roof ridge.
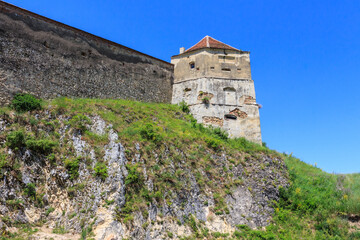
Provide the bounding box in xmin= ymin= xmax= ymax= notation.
xmin=184 ymin=35 xmax=240 ymax=54
xmin=207 ymin=36 xmax=239 ymax=51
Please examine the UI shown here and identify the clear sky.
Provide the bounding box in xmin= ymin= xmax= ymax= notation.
xmin=4 ymin=0 xmax=360 ymax=173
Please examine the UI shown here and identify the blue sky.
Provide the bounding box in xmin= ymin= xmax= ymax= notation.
xmin=4 ymin=0 xmax=360 ymax=173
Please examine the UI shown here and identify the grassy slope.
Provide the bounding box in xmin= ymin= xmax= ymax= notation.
xmin=0 ymin=97 xmax=359 ymax=239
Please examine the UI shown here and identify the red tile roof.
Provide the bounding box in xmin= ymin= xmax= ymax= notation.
xmin=185 ymin=36 xmax=240 ymax=53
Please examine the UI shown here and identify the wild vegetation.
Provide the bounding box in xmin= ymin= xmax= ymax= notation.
xmin=0 ymin=96 xmax=359 ymax=239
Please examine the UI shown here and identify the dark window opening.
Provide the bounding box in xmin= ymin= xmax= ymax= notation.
xmin=210 ymin=67 xmax=215 ymax=70
xmin=222 ymin=68 xmax=231 ymax=72
xmin=225 ymin=114 xmax=237 ymax=120
xmin=190 ymin=62 xmax=195 ymax=69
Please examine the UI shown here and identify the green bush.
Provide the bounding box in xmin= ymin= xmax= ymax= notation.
xmin=26 ymin=138 xmax=57 ymax=155
xmin=125 ymin=163 xmax=144 ymax=188
xmin=205 ymin=138 xmax=221 ymax=151
xmin=64 ymin=157 xmax=80 ymax=180
xmin=211 ymin=127 xmax=228 ymax=140
xmin=11 ymin=93 xmax=42 ymax=112
xmin=6 ymin=130 xmax=26 ymax=150
xmin=24 ymin=183 xmax=36 ymax=199
xmin=69 ymin=114 xmax=91 ymax=132
xmin=178 ymin=100 xmax=190 ymax=114
xmin=94 ymin=162 xmax=108 ymax=181
xmin=45 ymin=207 xmax=55 ymax=216
xmin=0 ymin=154 xmax=8 ymax=169
xmin=140 ymin=123 xmax=163 ymax=144
xmin=202 ymin=96 xmax=210 ymax=104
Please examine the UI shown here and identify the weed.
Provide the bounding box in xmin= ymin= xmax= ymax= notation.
xmin=178 ymin=100 xmax=190 ymax=114
xmin=24 ymin=183 xmax=36 ymax=200
xmin=6 ymin=130 xmax=26 ymax=150
xmin=64 ymin=157 xmax=80 ymax=180
xmin=69 ymin=114 xmax=91 ymax=132
xmin=45 ymin=207 xmax=55 ymax=216
xmin=26 ymin=138 xmax=57 ymax=155
xmin=140 ymin=123 xmax=163 ymax=144
xmin=94 ymin=161 xmax=108 ymax=181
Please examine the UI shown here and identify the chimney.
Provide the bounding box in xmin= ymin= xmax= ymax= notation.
xmin=179 ymin=47 xmax=185 ymax=54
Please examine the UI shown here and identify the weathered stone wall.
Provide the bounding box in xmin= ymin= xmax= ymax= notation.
xmin=172 ymin=78 xmax=262 ymax=144
xmin=0 ymin=2 xmax=174 ymax=104
xmin=171 ymin=49 xmax=251 ymax=83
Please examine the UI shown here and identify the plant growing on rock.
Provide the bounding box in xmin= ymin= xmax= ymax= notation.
xmin=6 ymin=130 xmax=26 ymax=150
xmin=26 ymin=138 xmax=57 ymax=155
xmin=11 ymin=93 xmax=42 ymax=112
xmin=94 ymin=162 xmax=108 ymax=181
xmin=64 ymin=157 xmax=80 ymax=180
xmin=69 ymin=114 xmax=91 ymax=132
xmin=202 ymin=96 xmax=210 ymax=104
xmin=24 ymin=183 xmax=36 ymax=200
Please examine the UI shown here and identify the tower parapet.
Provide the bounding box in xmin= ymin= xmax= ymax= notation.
xmin=171 ymin=36 xmax=262 ymax=144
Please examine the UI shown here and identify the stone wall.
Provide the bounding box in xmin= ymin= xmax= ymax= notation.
xmin=172 ymin=77 xmax=262 ymax=144
xmin=0 ymin=2 xmax=174 ymax=104
xmin=171 ymin=49 xmax=251 ymax=83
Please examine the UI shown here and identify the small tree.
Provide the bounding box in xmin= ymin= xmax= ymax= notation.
xmin=11 ymin=93 xmax=42 ymax=112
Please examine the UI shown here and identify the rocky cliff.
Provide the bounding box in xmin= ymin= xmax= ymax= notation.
xmin=0 ymin=98 xmax=288 ymax=239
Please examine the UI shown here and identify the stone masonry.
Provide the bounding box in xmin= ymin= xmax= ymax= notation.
xmin=171 ymin=36 xmax=262 ymax=144
xmin=0 ymin=1 xmax=173 ymax=104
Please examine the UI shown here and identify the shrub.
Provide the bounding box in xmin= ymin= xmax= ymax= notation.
xmin=167 ymin=232 xmax=174 ymax=238
xmin=6 ymin=130 xmax=26 ymax=149
xmin=11 ymin=93 xmax=42 ymax=112
xmin=125 ymin=163 xmax=144 ymax=188
xmin=69 ymin=114 xmax=91 ymax=132
xmin=94 ymin=162 xmax=108 ymax=181
xmin=64 ymin=157 xmax=80 ymax=180
xmin=24 ymin=183 xmax=36 ymax=199
xmin=202 ymin=96 xmax=210 ymax=104
xmin=26 ymin=138 xmax=57 ymax=155
xmin=211 ymin=127 xmax=228 ymax=140
xmin=205 ymin=138 xmax=221 ymax=151
xmin=178 ymin=100 xmax=190 ymax=114
xmin=45 ymin=207 xmax=55 ymax=216
xmin=140 ymin=123 xmax=163 ymax=144
xmin=0 ymin=154 xmax=8 ymax=169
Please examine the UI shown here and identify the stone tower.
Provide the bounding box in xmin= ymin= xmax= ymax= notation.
xmin=171 ymin=36 xmax=262 ymax=144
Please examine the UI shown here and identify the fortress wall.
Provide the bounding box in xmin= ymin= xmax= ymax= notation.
xmin=172 ymin=78 xmax=262 ymax=144
xmin=0 ymin=2 xmax=174 ymax=104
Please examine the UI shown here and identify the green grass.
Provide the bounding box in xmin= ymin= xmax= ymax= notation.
xmin=1 ymin=97 xmax=359 ymax=239
xmin=231 ymin=155 xmax=360 ymax=240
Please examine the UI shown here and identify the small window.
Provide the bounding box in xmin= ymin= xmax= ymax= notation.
xmin=210 ymin=67 xmax=215 ymax=70
xmin=222 ymin=68 xmax=231 ymax=72
xmin=189 ymin=62 xmax=195 ymax=69
xmin=225 ymin=114 xmax=237 ymax=120
xmin=184 ymin=88 xmax=192 ymax=92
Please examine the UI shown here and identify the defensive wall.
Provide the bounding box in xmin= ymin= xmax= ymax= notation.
xmin=0 ymin=1 xmax=174 ymax=104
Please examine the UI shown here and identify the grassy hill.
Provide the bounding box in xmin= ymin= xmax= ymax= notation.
xmin=0 ymin=96 xmax=359 ymax=239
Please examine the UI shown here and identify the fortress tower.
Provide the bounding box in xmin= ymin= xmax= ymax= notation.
xmin=171 ymin=36 xmax=262 ymax=144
